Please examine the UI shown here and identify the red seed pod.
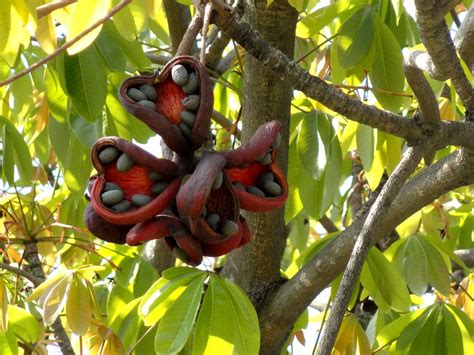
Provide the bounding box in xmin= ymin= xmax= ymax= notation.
xmin=125 ymin=213 xmax=184 ymax=246
xmin=89 ymin=137 xmax=182 ymax=225
xmin=83 ymin=204 xmax=132 ymax=244
xmin=223 ymin=121 xmax=288 ymax=212
xmin=119 ymin=55 xmax=213 ymax=156
xmin=177 ymin=153 xmax=240 ymax=244
xmin=165 ymin=231 xmax=203 ymax=266
xmin=201 ymin=217 xmax=251 ymax=257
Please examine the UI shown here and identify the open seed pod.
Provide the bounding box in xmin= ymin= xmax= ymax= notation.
xmin=201 ymin=216 xmax=252 ymax=257
xmin=119 ymin=55 xmax=213 ymax=156
xmin=125 ymin=213 xmax=183 ymax=246
xmin=84 ymin=204 xmax=132 ymax=244
xmin=223 ymin=121 xmax=288 ymax=212
xmin=89 ymin=137 xmax=182 ymax=225
xmin=165 ymin=226 xmax=204 ymax=266
xmin=177 ymin=153 xmax=240 ymax=245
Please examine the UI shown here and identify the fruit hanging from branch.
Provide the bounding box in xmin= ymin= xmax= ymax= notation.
xmin=84 ymin=55 xmax=288 ymax=265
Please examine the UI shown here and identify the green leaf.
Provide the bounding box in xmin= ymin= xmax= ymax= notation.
xmin=285 ymin=137 xmax=303 ymax=223
xmin=110 ymin=298 xmax=142 ymax=349
xmin=442 ymin=305 xmax=464 ymax=355
xmin=44 ymin=65 xmax=68 ymax=122
xmin=66 ymin=275 xmax=92 ymax=335
xmin=194 ymin=275 xmax=259 ymax=354
xmin=63 ymin=46 xmax=107 ymax=122
xmin=0 ymin=116 xmax=33 ymax=185
xmin=0 ymin=327 xmax=18 ymax=355
xmin=408 ymin=305 xmax=442 ymax=355
xmin=420 ymin=234 xmax=468 ymax=271
xmin=0 ymin=277 xmax=8 ymax=331
xmin=94 ymin=28 xmax=126 ymax=71
xmin=337 ymin=6 xmax=374 ymax=69
xmin=418 ymin=236 xmax=451 ymax=295
xmin=155 ymin=274 xmax=206 ymax=353
xmin=107 ymin=284 xmax=133 ymax=325
xmin=369 ymin=13 xmax=405 ymax=112
xmin=360 ymin=247 xmax=411 ymax=312
xmin=356 ymin=123 xmax=374 ymax=171
xmin=134 ymin=258 xmax=158 ymax=298
xmin=297 ymin=111 xmax=325 ymax=179
xmin=7 ymin=305 xmax=40 ymax=344
xmin=139 ymin=267 xmax=205 ymax=326
xmin=70 ymin=112 xmax=100 ymax=149
xmin=397 ymin=306 xmax=434 ymax=351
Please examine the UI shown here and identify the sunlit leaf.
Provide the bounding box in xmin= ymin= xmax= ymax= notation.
xmin=8 ymin=305 xmax=40 ymax=343
xmin=66 ymin=275 xmax=92 ymax=335
xmin=333 ymin=314 xmax=370 ymax=355
xmin=110 ymin=298 xmax=142 ymax=350
xmin=356 ymin=123 xmax=374 ymax=171
xmin=35 ymin=14 xmax=57 ymax=54
xmin=0 ymin=277 xmax=8 ymax=331
xmin=0 ymin=327 xmax=17 ymax=355
xmin=42 ymin=273 xmax=73 ymax=325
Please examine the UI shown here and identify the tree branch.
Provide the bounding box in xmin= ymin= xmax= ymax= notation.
xmin=316 ymin=146 xmax=425 ymax=355
xmin=0 ymin=263 xmax=42 ymax=287
xmin=36 ymin=0 xmax=77 ymax=19
xmin=162 ymin=0 xmax=192 ymax=54
xmin=414 ymin=0 xmax=474 ymax=111
xmin=259 ymin=148 xmax=474 ymax=352
xmin=209 ymin=0 xmax=474 ymax=150
xmin=454 ymin=4 xmax=474 ymax=70
xmin=454 ymin=249 xmax=474 ymax=269
xmin=176 ymin=14 xmax=204 ymax=56
xmin=0 ymin=0 xmax=132 ymax=88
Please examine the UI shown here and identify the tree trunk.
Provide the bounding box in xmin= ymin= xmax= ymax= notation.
xmin=220 ymin=0 xmax=297 ymax=352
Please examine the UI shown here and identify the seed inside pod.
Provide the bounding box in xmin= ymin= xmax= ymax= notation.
xmin=259 ymin=152 xmax=272 ymax=165
xmin=233 ymin=182 xmax=245 ymax=191
xmin=272 ymin=132 xmax=281 ymax=149
xmin=260 ymin=171 xmax=274 ymax=185
xmin=148 ymin=171 xmax=161 ymax=181
xmin=180 ymin=110 xmax=196 ymax=127
xmin=111 ymin=200 xmax=132 ymax=212
xmin=98 ymin=147 xmax=119 ymax=164
xmin=202 ymin=206 xmax=207 ymax=217
xmin=173 ymin=246 xmax=190 ymax=262
xmin=139 ymin=84 xmax=157 ymax=101
xmin=151 ymin=182 xmax=169 ymax=194
xmin=262 ymin=180 xmax=281 ymax=196
xmin=182 ymin=72 xmax=198 ymax=94
xmin=171 ymin=64 xmax=189 ymax=86
xmin=212 ymin=171 xmax=223 ymax=190
xmin=246 ymin=186 xmax=266 ymax=197
xmin=104 ymin=182 xmax=123 ymax=192
xmin=206 ymin=214 xmax=220 ymax=230
xmin=131 ymin=194 xmax=152 ymax=206
xmin=127 ymin=87 xmax=147 ymax=102
xmin=116 ymin=153 xmax=135 ymax=172
xmin=179 ymin=122 xmax=192 ymax=138
xmin=101 ymin=190 xmax=124 ymax=205
xmin=182 ymin=95 xmax=200 ymax=110
xmin=137 ymin=100 xmax=156 ymax=111
xmin=222 ymin=220 xmax=239 ymax=236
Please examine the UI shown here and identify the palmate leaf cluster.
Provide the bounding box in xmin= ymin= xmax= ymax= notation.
xmin=0 ymin=0 xmax=473 ymax=354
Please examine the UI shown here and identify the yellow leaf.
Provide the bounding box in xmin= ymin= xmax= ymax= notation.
xmin=0 ymin=0 xmax=12 ymax=54
xmin=42 ymin=274 xmax=72 ymax=325
xmin=333 ymin=314 xmax=370 ymax=355
xmin=111 ymin=5 xmax=137 ymax=41
xmin=35 ymin=14 xmax=57 ymax=54
xmin=66 ymin=275 xmax=92 ymax=335
xmin=66 ymin=0 xmax=111 ymax=55
xmin=0 ymin=277 xmax=9 ymax=331
xmin=26 ymin=271 xmax=69 ymax=302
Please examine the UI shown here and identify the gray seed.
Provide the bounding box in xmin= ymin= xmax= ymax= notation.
xmin=263 ymin=180 xmax=281 ymax=196
xmin=98 ymin=147 xmax=119 ymax=164
xmin=148 ymin=171 xmax=161 ymax=181
xmin=222 ymin=220 xmax=239 ymax=236
xmin=179 ymin=122 xmax=192 ymax=138
xmin=101 ymin=190 xmax=124 ymax=205
xmin=182 ymin=72 xmax=198 ymax=94
xmin=206 ymin=214 xmax=220 ymax=230
xmin=212 ymin=171 xmax=223 ymax=190
xmin=104 ymin=182 xmax=122 ymax=192
xmin=180 ymin=110 xmax=196 ymax=127
xmin=246 ymin=186 xmax=265 ymax=198
xmin=272 ymin=132 xmax=281 ymax=149
xmin=182 ymin=95 xmax=200 ymax=110
xmin=127 ymin=87 xmax=147 ymax=102
xmin=131 ymin=194 xmax=152 ymax=206
xmin=171 ymin=64 xmax=189 ymax=86
xmin=139 ymin=84 xmax=157 ymax=101
xmin=233 ymin=182 xmax=245 ymax=191
xmin=137 ymin=100 xmax=156 ymax=111
xmin=202 ymin=206 xmax=207 ymax=217
xmin=260 ymin=172 xmax=275 ymax=185
xmin=111 ymin=200 xmax=132 ymax=212
xmin=258 ymin=152 xmax=272 ymax=165
xmin=151 ymin=182 xmax=169 ymax=194
xmin=173 ymin=246 xmax=190 ymax=262
xmin=116 ymin=153 xmax=135 ymax=172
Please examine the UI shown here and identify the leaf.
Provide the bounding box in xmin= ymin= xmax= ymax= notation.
xmin=35 ymin=14 xmax=56 ymax=54
xmin=0 ymin=1 xmax=12 ymax=54
xmin=155 ymin=275 xmax=206 ymax=353
xmin=356 ymin=123 xmax=374 ymax=171
xmin=369 ymin=13 xmax=405 ymax=112
xmin=66 ymin=275 xmax=92 ymax=335
xmin=110 ymin=298 xmax=142 ymax=350
xmin=94 ymin=28 xmax=126 ymax=71
xmin=333 ymin=314 xmax=370 ymax=354
xmin=66 ymin=0 xmax=111 ymax=55
xmin=63 ymin=45 xmax=107 ymax=122
xmin=111 ymin=4 xmax=137 ymax=41
xmin=42 ymin=273 xmax=73 ymax=325
xmin=396 ymin=306 xmax=434 ymax=351
xmin=7 ymin=305 xmax=40 ymax=343
xmin=360 ymin=247 xmax=411 ymax=312
xmin=337 ymin=6 xmax=374 ymax=69
xmin=442 ymin=305 xmax=464 ymax=355
xmin=26 ymin=272 xmax=70 ymax=302
xmin=407 ymin=305 xmax=442 ymax=355
xmin=0 ymin=327 xmax=18 ymax=355
xmin=418 ymin=236 xmax=451 ymax=295
xmin=397 ymin=237 xmax=428 ymax=295
xmin=0 ymin=277 xmax=8 ymax=331
xmin=420 ymin=234 xmax=468 ymax=271
xmin=297 ymin=111 xmax=325 ymax=179
xmin=44 ymin=65 xmax=68 ymax=122
xmin=0 ymin=116 xmax=33 ymax=185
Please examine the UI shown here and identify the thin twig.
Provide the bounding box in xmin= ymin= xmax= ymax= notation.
xmin=333 ymin=84 xmax=413 ymax=98
xmin=200 ymin=2 xmax=214 ymax=64
xmin=37 ymin=0 xmax=77 ymax=19
xmin=176 ymin=14 xmax=203 ymax=56
xmin=0 ymin=263 xmax=42 ymax=287
xmin=0 ymin=0 xmax=132 ymax=88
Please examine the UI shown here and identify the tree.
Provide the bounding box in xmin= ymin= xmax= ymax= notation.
xmin=0 ymin=0 xmax=473 ymax=353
